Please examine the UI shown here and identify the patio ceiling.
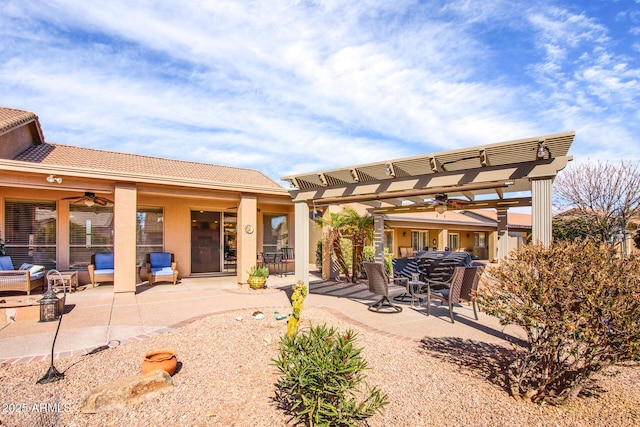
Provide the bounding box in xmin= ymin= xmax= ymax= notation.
xmin=281 ymin=131 xmax=575 ymax=213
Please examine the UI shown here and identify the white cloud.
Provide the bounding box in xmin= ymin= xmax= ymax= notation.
xmin=0 ymin=0 xmax=638 ymax=185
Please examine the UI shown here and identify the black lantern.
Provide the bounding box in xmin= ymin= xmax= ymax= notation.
xmin=37 ymin=270 xmax=66 ymax=384
xmin=38 ymin=287 xmax=64 ymax=322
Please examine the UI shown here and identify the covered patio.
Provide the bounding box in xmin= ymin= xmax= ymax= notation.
xmin=282 ymin=131 xmax=575 ymax=284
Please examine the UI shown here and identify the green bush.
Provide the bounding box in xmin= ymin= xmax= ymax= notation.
xmin=272 ymin=324 xmax=388 ymax=426
xmin=476 ymin=239 xmax=640 ymax=405
xmin=315 ymin=239 xmax=323 ymax=270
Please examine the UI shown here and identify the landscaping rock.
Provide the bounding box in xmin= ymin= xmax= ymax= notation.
xmin=81 ymin=369 xmax=174 ymax=413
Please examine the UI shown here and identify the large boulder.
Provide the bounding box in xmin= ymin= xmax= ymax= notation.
xmin=81 ymin=369 xmax=174 ymax=413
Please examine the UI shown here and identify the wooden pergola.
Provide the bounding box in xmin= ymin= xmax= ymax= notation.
xmin=282 ymin=131 xmax=575 ymax=284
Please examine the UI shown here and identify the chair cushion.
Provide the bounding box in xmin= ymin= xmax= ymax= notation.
xmin=30 ymin=270 xmax=45 ymax=280
xmin=433 ymin=289 xmax=450 ymax=299
xmin=19 ymin=263 xmax=45 ymax=275
xmin=151 ymin=267 xmax=174 ymax=276
xmin=95 ymin=253 xmax=114 ymax=270
xmin=94 ymin=269 xmax=115 ymax=275
xmin=149 ymin=252 xmax=172 ymax=268
xmin=0 ymin=256 xmax=14 ymax=270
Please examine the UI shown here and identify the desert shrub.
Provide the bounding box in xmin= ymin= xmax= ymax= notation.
xmin=315 ymin=239 xmax=323 ymax=270
xmin=272 ymin=324 xmax=388 ymax=426
xmin=476 ymin=239 xmax=640 ymax=405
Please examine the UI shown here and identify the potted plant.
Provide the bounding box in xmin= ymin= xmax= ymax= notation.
xmin=247 ymin=265 xmax=269 ymax=289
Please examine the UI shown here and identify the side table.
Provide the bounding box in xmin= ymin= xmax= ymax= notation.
xmin=51 ymin=271 xmax=79 ymax=293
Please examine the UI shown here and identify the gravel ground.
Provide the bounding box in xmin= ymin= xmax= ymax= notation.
xmin=1 ymin=306 xmax=639 ymax=427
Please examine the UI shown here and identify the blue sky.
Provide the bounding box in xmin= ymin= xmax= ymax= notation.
xmin=1 ymin=0 xmax=639 ymax=186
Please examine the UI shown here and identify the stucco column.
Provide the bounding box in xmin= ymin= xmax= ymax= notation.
xmin=496 ymin=208 xmax=509 ymax=261
xmin=237 ymin=195 xmax=257 ymax=284
xmin=57 ymin=200 xmax=70 ymax=270
xmin=532 ymin=177 xmax=553 ymax=247
xmin=373 ymin=214 xmax=385 ymax=263
xmin=294 ymin=201 xmax=309 ymax=285
xmin=439 ymin=229 xmax=448 ymax=250
xmin=114 ymin=184 xmax=137 ymax=293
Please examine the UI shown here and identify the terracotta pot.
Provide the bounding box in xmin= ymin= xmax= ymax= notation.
xmin=248 ymin=276 xmax=266 ymax=289
xmin=141 ymin=348 xmax=177 ymax=376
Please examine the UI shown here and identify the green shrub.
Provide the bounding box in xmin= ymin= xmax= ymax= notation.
xmin=272 ymin=324 xmax=388 ymax=426
xmin=476 ymin=239 xmax=640 ymax=405
xmin=315 ymin=239 xmax=323 ymax=270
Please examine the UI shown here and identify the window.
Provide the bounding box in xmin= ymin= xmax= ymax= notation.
xmin=448 ymin=233 xmax=460 ymax=251
xmin=263 ymin=213 xmax=288 ymax=252
xmin=474 ymin=232 xmax=486 ymax=247
xmin=411 ymin=230 xmax=429 ymax=251
xmin=137 ymin=207 xmax=164 ymax=267
xmin=4 ymin=199 xmax=57 ymax=269
xmin=69 ymin=203 xmax=114 ymax=269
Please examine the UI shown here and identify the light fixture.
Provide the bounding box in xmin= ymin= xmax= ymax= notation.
xmin=385 ymin=164 xmax=395 ymax=177
xmin=435 ymin=205 xmax=447 ymax=214
xmin=46 ymin=174 xmax=62 ymax=184
xmin=37 ymin=270 xmax=67 ymax=384
xmin=84 ymin=199 xmax=95 ymax=207
xmin=536 ymin=140 xmax=551 ymax=160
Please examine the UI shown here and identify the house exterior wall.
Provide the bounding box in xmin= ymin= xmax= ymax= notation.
xmin=0 ymin=126 xmax=36 ymax=159
xmin=0 ymin=182 xmax=293 ymax=291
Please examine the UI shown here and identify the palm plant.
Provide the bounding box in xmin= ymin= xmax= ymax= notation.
xmin=315 ymin=211 xmax=350 ymax=278
xmin=342 ymin=208 xmax=374 ymax=282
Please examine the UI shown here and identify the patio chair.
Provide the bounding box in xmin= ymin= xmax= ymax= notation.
xmin=88 ymin=253 xmax=114 ymax=288
xmin=363 ymin=262 xmax=404 ymax=313
xmin=261 ymin=252 xmax=284 ymax=276
xmin=146 ymin=252 xmax=179 ymax=285
xmin=281 ymin=247 xmax=294 ymax=275
xmin=459 ymin=265 xmax=484 ymax=320
xmin=391 ymin=257 xmax=417 ymax=303
xmin=426 ymin=266 xmax=465 ymax=323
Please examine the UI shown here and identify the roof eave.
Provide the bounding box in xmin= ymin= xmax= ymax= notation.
xmin=0 ymin=160 xmax=290 ymax=196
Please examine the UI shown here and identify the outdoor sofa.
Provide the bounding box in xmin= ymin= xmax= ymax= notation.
xmin=0 ymin=256 xmax=46 ymax=295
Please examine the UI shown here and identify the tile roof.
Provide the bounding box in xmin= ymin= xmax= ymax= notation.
xmin=0 ymin=107 xmax=40 ymax=137
xmin=14 ymin=142 xmax=285 ymax=190
xmin=466 ymin=210 xmax=532 ymax=227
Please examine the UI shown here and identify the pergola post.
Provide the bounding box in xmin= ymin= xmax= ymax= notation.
xmin=496 ymin=208 xmax=509 ymax=261
xmin=532 ymin=178 xmax=553 ymax=246
xmin=294 ymin=200 xmax=309 ymax=286
xmin=373 ymin=215 xmax=385 ymax=263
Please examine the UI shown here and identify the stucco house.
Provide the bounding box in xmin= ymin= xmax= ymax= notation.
xmin=0 ymin=106 xmax=293 ymax=292
xmin=1 ymin=106 xmax=547 ymax=294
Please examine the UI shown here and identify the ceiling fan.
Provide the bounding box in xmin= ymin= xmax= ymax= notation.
xmin=426 ymin=193 xmax=470 ymax=213
xmin=62 ymin=192 xmax=114 ymax=207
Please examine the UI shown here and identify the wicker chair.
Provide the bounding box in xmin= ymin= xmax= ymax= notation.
xmin=146 ymin=252 xmax=179 ymax=285
xmin=426 ymin=266 xmax=465 ymax=323
xmin=0 ymin=256 xmax=45 ymax=295
xmin=459 ymin=266 xmax=484 ymax=320
xmin=363 ymin=262 xmax=404 ymax=313
xmin=88 ymin=253 xmax=115 ymax=288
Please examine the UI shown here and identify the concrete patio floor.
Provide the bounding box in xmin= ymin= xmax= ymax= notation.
xmin=0 ymin=271 xmax=523 ymax=364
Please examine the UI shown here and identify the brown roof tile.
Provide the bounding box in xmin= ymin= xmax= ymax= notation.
xmin=14 ymin=142 xmax=284 ymax=190
xmin=0 ymin=107 xmax=39 ymax=135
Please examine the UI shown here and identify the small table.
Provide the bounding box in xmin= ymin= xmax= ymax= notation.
xmin=407 ymin=280 xmax=426 ymax=308
xmin=50 ymin=271 xmax=79 ymax=293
